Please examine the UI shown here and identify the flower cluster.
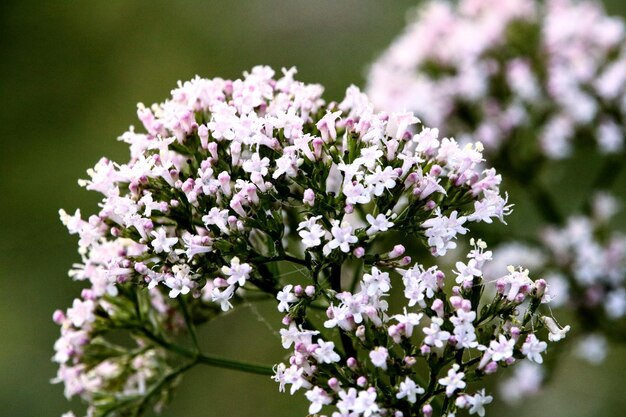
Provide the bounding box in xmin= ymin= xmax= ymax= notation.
xmin=55 ymin=66 xmax=556 ymax=417
xmin=366 ymin=0 xmax=626 ymax=159
xmin=274 ymin=240 xmax=563 ymax=416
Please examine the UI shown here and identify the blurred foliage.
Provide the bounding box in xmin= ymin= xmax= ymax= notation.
xmin=0 ymin=1 xmax=625 ymax=416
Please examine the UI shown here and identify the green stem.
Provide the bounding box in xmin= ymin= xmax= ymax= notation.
xmin=178 ymin=296 xmax=200 ymax=351
xmin=195 ymin=353 xmax=275 ymax=376
xmin=134 ymin=326 xmax=274 ymax=376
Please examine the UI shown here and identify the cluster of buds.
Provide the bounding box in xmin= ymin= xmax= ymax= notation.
xmin=55 ymin=67 xmax=560 ymax=417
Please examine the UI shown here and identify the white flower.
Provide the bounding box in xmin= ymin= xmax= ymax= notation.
xmin=298 ymin=216 xmax=326 ymax=248
xmin=221 ymin=257 xmax=252 ymax=286
xmin=542 ymin=317 xmax=571 ymax=342
xmin=361 ymin=267 xmax=391 ymax=297
xmin=276 ymin=285 xmax=298 ymax=313
xmin=150 ymin=227 xmax=178 ymax=253
xmin=454 ymin=259 xmax=482 ymax=285
xmin=438 ymin=364 xmax=466 ymax=397
xmin=165 ymin=264 xmax=195 ymax=298
xmin=396 ymin=376 xmax=425 ymax=403
xmin=354 ymin=389 xmax=380 ymax=417
xmin=313 ymin=339 xmax=341 ymax=364
xmin=369 ymin=346 xmax=389 ymax=370
xmin=422 ymin=210 xmax=467 ymax=257
xmin=423 ymin=317 xmax=450 ymax=348
xmin=489 ymin=335 xmax=515 ymax=362
xmin=465 ymin=390 xmax=493 ymax=416
xmin=365 ymin=213 xmax=394 ymax=236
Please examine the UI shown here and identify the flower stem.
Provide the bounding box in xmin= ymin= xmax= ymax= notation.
xmin=134 ymin=325 xmax=274 ymax=376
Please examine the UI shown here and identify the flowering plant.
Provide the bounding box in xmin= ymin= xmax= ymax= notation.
xmin=54 ymin=67 xmax=566 ymax=416
xmin=366 ymin=0 xmax=626 ymax=398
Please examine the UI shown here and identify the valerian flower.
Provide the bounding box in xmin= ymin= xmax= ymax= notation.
xmin=55 ymin=66 xmax=562 ymax=417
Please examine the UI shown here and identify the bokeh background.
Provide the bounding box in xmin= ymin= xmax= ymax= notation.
xmin=1 ymin=1 xmax=626 ymax=416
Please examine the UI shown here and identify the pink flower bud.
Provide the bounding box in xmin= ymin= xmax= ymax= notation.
xmin=425 ymin=200 xmax=437 ymax=210
xmin=388 ymin=244 xmax=405 ymax=258
xmin=450 ymin=296 xmax=463 ymax=309
xmin=510 ymin=327 xmax=521 ymax=340
xmin=312 ymin=137 xmax=324 ymax=159
xmin=356 ymin=376 xmax=368 ymax=387
xmin=328 ymin=378 xmax=340 ymax=391
xmin=484 ymin=361 xmax=498 ymax=374
xmin=207 ymin=141 xmax=219 ymax=162
xmin=496 ymin=279 xmax=506 ymax=295
xmin=422 ymin=404 xmax=433 ymax=417
xmin=432 ymin=299 xmax=445 ymax=317
xmin=304 ymin=286 xmax=315 ymax=297
xmin=355 ymin=325 xmax=366 ymax=340
xmin=198 ymin=124 xmax=209 ymax=149
xmin=81 ymin=289 xmax=95 ymax=301
xmin=303 ymin=189 xmax=315 ymax=206
xmin=52 ymin=310 xmax=66 ymax=325
xmin=134 ymin=262 xmax=147 ymax=274
xmin=347 ymin=357 xmax=358 ymax=369
xmin=293 ymin=285 xmax=304 ymax=297
xmin=353 ymin=247 xmax=365 ymax=258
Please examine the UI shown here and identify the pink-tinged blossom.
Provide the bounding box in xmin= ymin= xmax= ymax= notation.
xmin=361 ymin=267 xmax=391 ymax=297
xmin=422 ymin=209 xmax=468 ymax=256
xmin=313 ymin=339 xmax=341 ymax=364
xmin=66 ymin=299 xmax=96 ymax=328
xmin=366 ymin=0 xmax=626 ymax=158
xmin=323 ymin=221 xmax=358 ymax=255
xmin=305 ymin=386 xmax=332 ymax=414
xmin=423 ymin=317 xmax=451 ymax=349
xmin=221 ymin=257 xmax=252 ymax=286
xmin=369 ymin=346 xmax=389 ymax=370
xmin=57 ymin=66 xmax=560 ymax=416
xmin=521 ymin=334 xmax=548 ymax=364
xmin=488 ymin=335 xmax=515 ymax=362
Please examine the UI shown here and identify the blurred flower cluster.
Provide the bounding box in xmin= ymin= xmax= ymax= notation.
xmin=55 ymin=67 xmax=565 ymax=416
xmin=366 ymin=0 xmax=626 ymax=400
xmin=367 ymin=0 xmax=626 ymax=158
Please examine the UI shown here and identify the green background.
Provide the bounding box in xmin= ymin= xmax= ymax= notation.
xmin=1 ymin=1 xmax=625 ymax=416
